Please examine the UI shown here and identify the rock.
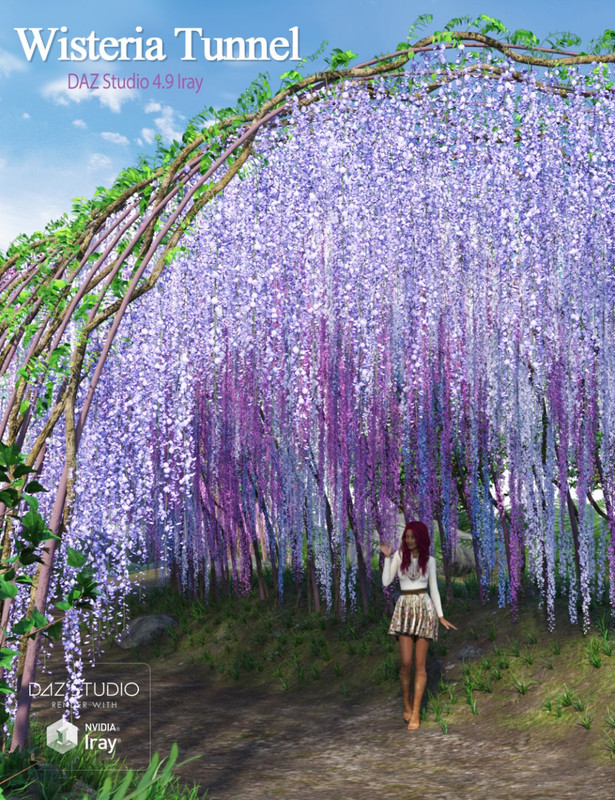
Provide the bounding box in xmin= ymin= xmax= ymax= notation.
xmin=456 ymin=643 xmax=483 ymax=660
xmin=116 ymin=614 xmax=177 ymax=649
xmin=450 ymin=542 xmax=476 ymax=577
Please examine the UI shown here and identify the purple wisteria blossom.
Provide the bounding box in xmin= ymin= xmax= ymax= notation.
xmin=9 ymin=54 xmax=615 ymax=708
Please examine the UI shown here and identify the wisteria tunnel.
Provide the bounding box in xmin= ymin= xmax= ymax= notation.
xmin=1 ymin=33 xmax=615 ymax=747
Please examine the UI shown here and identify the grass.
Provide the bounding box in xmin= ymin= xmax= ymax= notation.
xmin=511 ymin=676 xmax=534 ymax=695
xmin=604 ymin=732 xmax=615 ymax=758
xmin=560 ymin=685 xmax=577 ymax=708
xmin=585 ymin=637 xmax=604 ymax=668
xmin=121 ymin=569 xmax=615 ymax=759
xmin=12 ymin=563 xmax=615 ymax=796
xmin=578 ymin=711 xmax=593 ymax=730
xmin=0 ymin=729 xmax=201 ymax=800
xmin=595 ymin=613 xmax=612 ymax=640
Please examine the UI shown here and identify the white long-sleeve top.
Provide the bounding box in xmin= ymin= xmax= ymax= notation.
xmin=382 ymin=552 xmax=444 ymax=618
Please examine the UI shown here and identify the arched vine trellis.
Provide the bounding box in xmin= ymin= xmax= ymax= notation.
xmin=2 ymin=16 xmax=615 ymax=751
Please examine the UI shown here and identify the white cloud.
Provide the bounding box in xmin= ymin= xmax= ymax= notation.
xmin=42 ymin=76 xmax=137 ymax=112
xmin=0 ymin=175 xmax=71 ymax=251
xmin=22 ymin=112 xmax=30 ymax=120
xmin=0 ymin=157 xmax=7 ymax=169
xmin=0 ymin=151 xmax=122 ymax=251
xmin=0 ymin=49 xmax=25 ymax=78
xmin=42 ymin=76 xmax=90 ymax=106
xmin=99 ymin=87 xmax=137 ymax=113
xmin=101 ymin=131 xmax=129 ymax=146
xmin=144 ymin=102 xmax=184 ymax=144
xmin=88 ymin=153 xmax=112 ymax=170
xmin=141 ymin=128 xmax=156 ymax=144
xmin=73 ymin=119 xmax=87 ymax=129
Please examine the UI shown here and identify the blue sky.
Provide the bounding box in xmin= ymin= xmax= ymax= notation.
xmin=0 ymin=0 xmax=611 ymax=250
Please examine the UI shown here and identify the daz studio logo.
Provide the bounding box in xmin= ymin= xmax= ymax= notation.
xmin=46 ymin=718 xmax=79 ymax=753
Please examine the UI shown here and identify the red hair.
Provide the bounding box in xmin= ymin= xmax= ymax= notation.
xmin=400 ymin=520 xmax=430 ymax=576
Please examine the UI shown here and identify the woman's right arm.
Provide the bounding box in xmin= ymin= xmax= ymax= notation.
xmin=382 ymin=550 xmax=400 ymax=587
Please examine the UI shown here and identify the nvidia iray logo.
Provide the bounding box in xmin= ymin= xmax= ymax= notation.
xmin=46 ymin=718 xmax=78 ymax=753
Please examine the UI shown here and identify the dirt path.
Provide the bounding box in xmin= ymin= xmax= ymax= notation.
xmin=158 ymin=683 xmax=612 ymax=800
xmin=32 ymin=644 xmax=613 ymax=800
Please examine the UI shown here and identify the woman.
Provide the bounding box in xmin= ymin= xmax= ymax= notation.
xmin=381 ymin=520 xmax=457 ymax=731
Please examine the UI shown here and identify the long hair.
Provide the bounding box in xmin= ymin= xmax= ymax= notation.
xmin=400 ymin=520 xmax=430 ymax=576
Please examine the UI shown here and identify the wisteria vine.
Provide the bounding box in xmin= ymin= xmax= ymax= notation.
xmin=2 ymin=22 xmax=615 ymax=748
xmin=67 ymin=52 xmax=615 ymax=644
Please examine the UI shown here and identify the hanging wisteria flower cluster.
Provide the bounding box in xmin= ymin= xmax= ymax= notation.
xmin=24 ymin=52 xmax=615 ymax=703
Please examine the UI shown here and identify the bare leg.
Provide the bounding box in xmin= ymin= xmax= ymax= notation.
xmin=407 ymin=637 xmax=429 ymax=731
xmin=399 ymin=635 xmax=414 ymax=723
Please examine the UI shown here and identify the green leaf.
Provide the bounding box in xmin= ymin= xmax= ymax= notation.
xmin=0 ymin=442 xmax=21 ymax=467
xmin=444 ymin=16 xmax=473 ymax=32
xmin=545 ymin=31 xmax=581 ymax=49
xmin=407 ymin=13 xmax=433 ymax=40
xmin=66 ymin=547 xmax=88 ymax=569
xmin=31 ymin=609 xmax=48 ymax=630
xmin=474 ymin=14 xmax=508 ymax=36
xmin=433 ymin=30 xmax=454 ymax=45
xmin=16 ymin=548 xmax=44 ymax=567
xmin=0 ymin=488 xmax=19 ymax=508
xmin=24 ymin=480 xmax=47 ymax=494
xmin=48 ymin=344 xmax=71 ymax=371
xmin=0 ymin=647 xmax=17 ymax=669
xmin=279 ymin=69 xmax=302 ymax=85
xmin=13 ymin=464 xmax=34 ymax=479
xmin=0 ymin=577 xmax=18 ymax=600
xmin=45 ymin=621 xmax=63 ymax=641
xmin=23 ymin=494 xmax=39 ymax=512
xmin=589 ymin=28 xmax=615 ymax=54
xmin=511 ymin=29 xmax=540 ymax=48
xmin=327 ymin=48 xmax=358 ymax=71
xmin=20 ymin=509 xmax=50 ymax=543
xmin=68 ymin=587 xmax=83 ymax=603
xmin=11 ymin=616 xmax=35 ymax=636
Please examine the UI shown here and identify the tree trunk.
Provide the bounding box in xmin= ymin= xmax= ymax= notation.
xmin=565 ymin=489 xmax=583 ymax=595
xmin=308 ymin=549 xmax=321 ymax=614
xmin=347 ymin=495 xmax=369 ymax=616
xmin=10 ymin=469 xmax=67 ymax=752
xmin=436 ymin=514 xmax=453 ymax=605
xmin=324 ymin=492 xmax=342 ymax=617
xmin=252 ymin=538 xmax=268 ymax=601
